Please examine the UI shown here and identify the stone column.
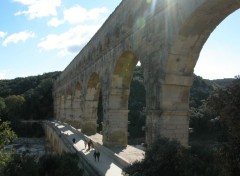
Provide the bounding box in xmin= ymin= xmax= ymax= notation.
xmin=157 ymin=75 xmax=193 ymax=146
xmin=103 ymin=88 xmax=129 ymax=147
xmin=81 ymin=100 xmax=98 ymax=135
xmin=159 ymin=82 xmax=191 ymax=146
xmin=59 ymin=96 xmax=65 ymax=120
xmin=70 ymin=96 xmax=82 ymax=129
xmin=146 ymin=109 xmax=189 ymax=146
xmin=54 ymin=95 xmax=61 ymax=120
xmin=53 ymin=95 xmax=57 ymax=119
xmin=64 ymin=95 xmax=72 ymax=123
xmin=103 ymin=109 xmax=129 ymax=147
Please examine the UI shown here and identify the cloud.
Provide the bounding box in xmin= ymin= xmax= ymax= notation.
xmin=2 ymin=31 xmax=35 ymax=46
xmin=38 ymin=4 xmax=110 ymax=54
xmin=14 ymin=0 xmax=61 ymax=19
xmin=64 ymin=6 xmax=108 ymax=24
xmin=38 ymin=24 xmax=100 ymax=56
xmin=47 ymin=17 xmax=64 ymax=27
xmin=0 ymin=31 xmax=7 ymax=39
xmin=47 ymin=5 xmax=108 ymax=27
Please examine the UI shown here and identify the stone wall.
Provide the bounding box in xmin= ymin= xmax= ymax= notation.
xmin=53 ymin=0 xmax=240 ymax=147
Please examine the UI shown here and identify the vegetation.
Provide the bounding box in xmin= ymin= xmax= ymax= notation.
xmin=38 ymin=154 xmax=84 ymax=176
xmin=12 ymin=122 xmax=45 ymax=138
xmin=128 ymin=66 xmax=146 ymax=141
xmin=0 ymin=71 xmax=60 ymax=122
xmin=0 ymin=68 xmax=238 ymax=175
xmin=207 ymin=77 xmax=240 ymax=175
xmin=123 ymin=138 xmax=218 ymax=176
xmin=0 ymin=120 xmax=17 ymax=171
xmin=124 ymin=75 xmax=239 ymax=176
xmin=127 ymin=67 xmax=233 ymax=142
xmin=1 ymin=153 xmax=84 ymax=176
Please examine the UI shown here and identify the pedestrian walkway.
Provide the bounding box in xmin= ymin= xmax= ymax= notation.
xmin=50 ymin=121 xmax=145 ymax=176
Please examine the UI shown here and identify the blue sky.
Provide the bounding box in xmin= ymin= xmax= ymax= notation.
xmin=0 ymin=0 xmax=239 ymax=80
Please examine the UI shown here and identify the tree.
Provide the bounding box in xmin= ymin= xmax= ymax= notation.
xmin=0 ymin=71 xmax=61 ymax=121
xmin=0 ymin=98 xmax=6 ymax=119
xmin=2 ymin=154 xmax=38 ymax=176
xmin=123 ymin=138 xmax=218 ymax=176
xmin=0 ymin=120 xmax=17 ymax=170
xmin=4 ymin=95 xmax=25 ymax=121
xmin=38 ymin=154 xmax=84 ymax=176
xmin=207 ymin=77 xmax=240 ymax=175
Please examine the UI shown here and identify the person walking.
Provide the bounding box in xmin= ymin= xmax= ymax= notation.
xmin=84 ymin=139 xmax=87 ymax=149
xmin=96 ymin=151 xmax=100 ymax=162
xmin=88 ymin=139 xmax=93 ymax=150
xmin=88 ymin=139 xmax=91 ymax=150
xmin=93 ymin=150 xmax=97 ymax=162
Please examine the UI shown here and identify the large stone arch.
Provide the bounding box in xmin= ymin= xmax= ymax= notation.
xmin=103 ymin=51 xmax=138 ymax=147
xmin=53 ymin=0 xmax=240 ymax=147
xmin=82 ymin=72 xmax=101 ymax=135
xmin=147 ymin=0 xmax=240 ymax=146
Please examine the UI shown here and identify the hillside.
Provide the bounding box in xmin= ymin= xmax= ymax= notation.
xmin=211 ymin=78 xmax=235 ymax=88
xmin=0 ymin=71 xmax=61 ymax=121
xmin=0 ymin=72 xmax=60 ymax=98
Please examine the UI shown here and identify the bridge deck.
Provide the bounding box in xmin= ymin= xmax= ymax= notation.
xmin=50 ymin=121 xmax=145 ymax=176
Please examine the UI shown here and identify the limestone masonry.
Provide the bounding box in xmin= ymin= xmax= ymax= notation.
xmin=53 ymin=0 xmax=239 ymax=147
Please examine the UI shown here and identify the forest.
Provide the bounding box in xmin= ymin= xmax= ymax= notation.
xmin=0 ymin=67 xmax=239 ymax=176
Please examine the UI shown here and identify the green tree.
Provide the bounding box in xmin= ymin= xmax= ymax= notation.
xmin=0 ymin=120 xmax=17 ymax=170
xmin=2 ymin=154 xmax=38 ymax=176
xmin=38 ymin=153 xmax=84 ymax=176
xmin=2 ymin=153 xmax=83 ymax=176
xmin=0 ymin=71 xmax=61 ymax=121
xmin=0 ymin=98 xmax=6 ymax=119
xmin=23 ymin=78 xmax=54 ymax=120
xmin=128 ymin=66 xmax=146 ymax=140
xmin=4 ymin=95 xmax=25 ymax=121
xmin=123 ymin=138 xmax=218 ymax=176
xmin=207 ymin=77 xmax=240 ymax=176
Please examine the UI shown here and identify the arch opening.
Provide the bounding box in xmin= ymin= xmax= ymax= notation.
xmin=104 ymin=51 xmax=146 ymax=147
xmin=160 ymin=1 xmax=240 ymax=146
xmin=187 ymin=10 xmax=240 ymax=145
xmin=128 ymin=63 xmax=146 ymax=146
xmin=83 ymin=72 xmax=101 ymax=135
xmin=70 ymin=82 xmax=82 ymax=129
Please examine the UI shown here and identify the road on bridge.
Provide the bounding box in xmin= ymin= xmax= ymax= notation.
xmin=49 ymin=121 xmax=145 ymax=176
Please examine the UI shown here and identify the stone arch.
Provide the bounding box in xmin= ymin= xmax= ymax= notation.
xmin=82 ymin=72 xmax=101 ymax=135
xmin=53 ymin=0 xmax=240 ymax=147
xmin=168 ymin=0 xmax=239 ymax=76
xmin=152 ymin=0 xmax=240 ymax=146
xmin=104 ymin=51 xmax=138 ymax=147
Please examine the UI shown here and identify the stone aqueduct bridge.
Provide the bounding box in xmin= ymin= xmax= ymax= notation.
xmin=53 ymin=0 xmax=239 ymax=147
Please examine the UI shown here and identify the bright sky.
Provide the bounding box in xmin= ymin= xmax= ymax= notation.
xmin=0 ymin=0 xmax=239 ymax=80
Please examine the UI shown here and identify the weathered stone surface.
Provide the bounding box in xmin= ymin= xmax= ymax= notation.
xmin=53 ymin=0 xmax=240 ymax=147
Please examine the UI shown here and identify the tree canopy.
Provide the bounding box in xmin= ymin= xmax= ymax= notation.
xmin=0 ymin=71 xmax=60 ymax=121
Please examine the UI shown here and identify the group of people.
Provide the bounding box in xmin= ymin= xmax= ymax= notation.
xmin=93 ymin=150 xmax=100 ymax=162
xmin=72 ymin=137 xmax=101 ymax=162
xmin=84 ymin=139 xmax=101 ymax=162
xmin=84 ymin=139 xmax=93 ymax=150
